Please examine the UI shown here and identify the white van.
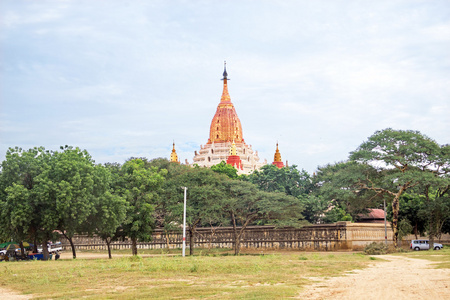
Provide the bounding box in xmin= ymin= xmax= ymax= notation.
xmin=410 ymin=239 xmax=443 ymax=251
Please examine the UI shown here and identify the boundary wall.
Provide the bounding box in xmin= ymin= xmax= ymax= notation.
xmin=61 ymin=222 xmax=410 ymax=252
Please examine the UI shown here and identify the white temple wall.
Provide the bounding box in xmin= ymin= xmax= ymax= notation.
xmin=192 ymin=142 xmax=266 ymax=174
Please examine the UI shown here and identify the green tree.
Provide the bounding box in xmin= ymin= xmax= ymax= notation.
xmin=222 ymin=180 xmax=305 ymax=255
xmin=313 ymin=161 xmax=381 ymax=222
xmin=50 ymin=146 xmax=99 ymax=259
xmin=299 ymin=195 xmax=330 ymax=224
xmin=0 ymin=147 xmax=54 ymax=258
xmin=162 ymin=165 xmax=227 ymax=255
xmin=94 ymin=191 xmax=127 ymax=259
xmin=350 ymin=128 xmax=448 ymax=248
xmin=81 ymin=162 xmax=127 ymax=259
xmin=322 ymin=205 xmax=353 ymax=223
xmin=118 ymin=158 xmax=166 ymax=255
xmin=388 ymin=193 xmax=427 ymax=239
xmin=211 ymin=161 xmax=238 ymax=179
xmin=247 ymin=164 xmax=313 ymax=197
xmin=419 ymin=188 xmax=450 ymax=245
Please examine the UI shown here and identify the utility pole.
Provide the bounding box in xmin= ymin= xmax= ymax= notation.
xmin=384 ymin=198 xmax=388 ymax=245
xmin=181 ymin=187 xmax=187 ymax=257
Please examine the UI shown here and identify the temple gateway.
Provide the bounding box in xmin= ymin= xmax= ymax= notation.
xmin=171 ymin=63 xmax=286 ymax=174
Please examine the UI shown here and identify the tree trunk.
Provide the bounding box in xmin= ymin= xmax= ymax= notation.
xmin=425 ymin=185 xmax=435 ymax=251
xmin=392 ymin=196 xmax=400 ymax=248
xmin=131 ymin=237 xmax=138 ymax=255
xmin=208 ymin=224 xmax=219 ymax=251
xmin=19 ymin=241 xmax=26 ymax=259
xmin=391 ymin=183 xmax=410 ymax=248
xmin=69 ymin=237 xmax=77 ymax=259
xmin=230 ymin=212 xmax=241 ymax=255
xmin=165 ymin=232 xmax=170 ymax=251
xmin=42 ymin=238 xmax=50 ymax=261
xmin=234 ymin=233 xmax=242 ymax=255
xmin=33 ymin=236 xmax=38 ymax=253
xmin=234 ymin=239 xmax=240 ymax=255
xmin=189 ymin=227 xmax=195 ymax=256
xmin=106 ymin=238 xmax=112 ymax=259
xmin=62 ymin=232 xmax=77 ymax=259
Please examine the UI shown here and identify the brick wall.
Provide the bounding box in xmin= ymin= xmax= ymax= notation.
xmin=60 ymin=222 xmax=417 ymax=252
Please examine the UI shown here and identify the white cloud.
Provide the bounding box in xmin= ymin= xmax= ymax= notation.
xmin=1 ymin=0 xmax=449 ymax=173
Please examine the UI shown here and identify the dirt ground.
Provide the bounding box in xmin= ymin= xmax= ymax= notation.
xmin=1 ymin=253 xmax=449 ymax=299
xmin=298 ymin=255 xmax=450 ymax=299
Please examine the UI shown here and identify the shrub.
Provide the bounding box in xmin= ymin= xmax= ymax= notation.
xmin=363 ymin=242 xmax=389 ymax=255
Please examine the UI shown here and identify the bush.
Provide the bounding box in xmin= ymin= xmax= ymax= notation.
xmin=363 ymin=242 xmax=389 ymax=255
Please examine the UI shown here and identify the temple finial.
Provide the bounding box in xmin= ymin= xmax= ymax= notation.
xmin=170 ymin=141 xmax=180 ymax=163
xmin=272 ymin=142 xmax=284 ymax=168
xmin=222 ymin=61 xmax=228 ymax=80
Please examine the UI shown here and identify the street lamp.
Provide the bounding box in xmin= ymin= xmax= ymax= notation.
xmin=383 ymin=199 xmax=387 ymax=245
xmin=181 ymin=187 xmax=187 ymax=257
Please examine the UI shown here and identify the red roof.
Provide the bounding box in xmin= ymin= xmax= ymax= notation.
xmin=359 ymin=209 xmax=385 ymax=219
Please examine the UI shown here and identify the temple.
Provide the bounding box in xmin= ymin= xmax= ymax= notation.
xmin=169 ymin=142 xmax=180 ymax=164
xmin=226 ymin=141 xmax=243 ymax=170
xmin=191 ymin=62 xmax=266 ymax=174
xmin=272 ymin=143 xmax=285 ymax=168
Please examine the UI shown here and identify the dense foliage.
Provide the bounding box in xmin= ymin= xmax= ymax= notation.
xmin=1 ymin=128 xmax=448 ymax=255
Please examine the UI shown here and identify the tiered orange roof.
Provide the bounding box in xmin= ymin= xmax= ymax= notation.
xmin=272 ymin=143 xmax=284 ymax=168
xmin=169 ymin=142 xmax=180 ymax=163
xmin=208 ymin=62 xmax=244 ymax=144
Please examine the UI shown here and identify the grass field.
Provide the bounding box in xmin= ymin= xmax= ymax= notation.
xmin=400 ymin=247 xmax=450 ymax=269
xmin=0 ymin=248 xmax=448 ymax=299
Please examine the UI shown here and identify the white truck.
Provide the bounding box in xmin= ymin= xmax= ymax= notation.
xmin=38 ymin=242 xmax=63 ymax=253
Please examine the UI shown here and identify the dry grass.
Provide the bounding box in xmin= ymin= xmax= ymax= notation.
xmin=0 ymin=250 xmax=374 ymax=299
xmin=400 ymin=247 xmax=450 ymax=268
xmin=6 ymin=247 xmax=448 ymax=299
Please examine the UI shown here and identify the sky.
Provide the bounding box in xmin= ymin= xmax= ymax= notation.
xmin=1 ymin=0 xmax=449 ymax=174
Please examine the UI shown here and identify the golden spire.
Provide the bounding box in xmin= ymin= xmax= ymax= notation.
xmin=220 ymin=61 xmax=232 ymax=105
xmin=273 ymin=142 xmax=282 ymax=162
xmin=208 ymin=62 xmax=244 ymax=144
xmin=169 ymin=141 xmax=180 ymax=163
xmin=229 ymin=140 xmax=237 ymax=156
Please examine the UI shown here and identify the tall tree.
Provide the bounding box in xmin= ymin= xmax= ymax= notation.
xmin=222 ymin=180 xmax=305 ymax=255
xmin=118 ymin=158 xmax=166 ymax=255
xmin=312 ymin=161 xmax=381 ymax=222
xmin=390 ymin=193 xmax=427 ymax=239
xmin=0 ymin=147 xmax=54 ymax=257
xmin=350 ymin=128 xmax=449 ymax=248
xmin=162 ymin=166 xmax=227 ymax=255
xmin=148 ymin=159 xmax=188 ymax=249
xmin=50 ymin=146 xmax=99 ymax=259
xmin=94 ymin=191 xmax=127 ymax=259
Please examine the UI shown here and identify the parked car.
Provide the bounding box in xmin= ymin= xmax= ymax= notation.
xmin=37 ymin=242 xmax=62 ymax=254
xmin=410 ymin=239 xmax=443 ymax=251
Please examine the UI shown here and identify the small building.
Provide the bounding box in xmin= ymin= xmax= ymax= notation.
xmin=356 ymin=209 xmax=386 ymax=223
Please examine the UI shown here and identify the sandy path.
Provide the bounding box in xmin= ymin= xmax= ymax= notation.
xmin=299 ymin=255 xmax=450 ymax=299
xmin=0 ymin=288 xmax=30 ymax=300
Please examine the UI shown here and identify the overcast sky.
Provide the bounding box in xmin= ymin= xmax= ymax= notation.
xmin=1 ymin=0 xmax=449 ymax=174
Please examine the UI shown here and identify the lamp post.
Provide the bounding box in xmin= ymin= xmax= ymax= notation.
xmin=181 ymin=187 xmax=187 ymax=257
xmin=384 ymin=198 xmax=387 ymax=245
